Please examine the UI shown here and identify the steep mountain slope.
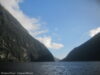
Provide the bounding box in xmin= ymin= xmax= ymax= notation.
xmin=0 ymin=5 xmax=54 ymax=62
xmin=63 ymin=33 xmax=100 ymax=61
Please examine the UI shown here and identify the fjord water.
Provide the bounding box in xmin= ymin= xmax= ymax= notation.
xmin=0 ymin=62 xmax=100 ymax=75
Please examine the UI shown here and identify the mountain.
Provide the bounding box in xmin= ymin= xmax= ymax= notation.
xmin=0 ymin=5 xmax=54 ymax=62
xmin=62 ymin=33 xmax=100 ymax=61
xmin=54 ymin=57 xmax=60 ymax=62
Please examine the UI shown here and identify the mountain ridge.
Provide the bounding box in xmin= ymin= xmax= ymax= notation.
xmin=62 ymin=33 xmax=100 ymax=61
xmin=0 ymin=4 xmax=54 ymax=62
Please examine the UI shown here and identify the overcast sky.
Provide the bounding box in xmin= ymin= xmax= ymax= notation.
xmin=0 ymin=0 xmax=100 ymax=59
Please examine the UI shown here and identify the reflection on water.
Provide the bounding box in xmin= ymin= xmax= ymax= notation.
xmin=0 ymin=62 xmax=100 ymax=75
xmin=39 ymin=62 xmax=100 ymax=75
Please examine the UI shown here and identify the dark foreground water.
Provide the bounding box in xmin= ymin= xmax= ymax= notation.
xmin=0 ymin=62 xmax=100 ymax=75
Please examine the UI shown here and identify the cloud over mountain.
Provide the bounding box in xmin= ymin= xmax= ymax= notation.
xmin=89 ymin=27 xmax=100 ymax=37
xmin=37 ymin=36 xmax=64 ymax=49
xmin=0 ymin=0 xmax=64 ymax=49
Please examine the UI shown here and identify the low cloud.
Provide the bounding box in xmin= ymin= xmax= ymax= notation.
xmin=37 ymin=36 xmax=64 ymax=49
xmin=89 ymin=27 xmax=100 ymax=37
xmin=0 ymin=0 xmax=64 ymax=49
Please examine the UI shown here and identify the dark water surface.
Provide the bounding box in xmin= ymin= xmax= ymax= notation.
xmin=0 ymin=62 xmax=100 ymax=75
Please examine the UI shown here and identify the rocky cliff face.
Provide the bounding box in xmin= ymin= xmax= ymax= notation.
xmin=63 ymin=33 xmax=100 ymax=61
xmin=0 ymin=5 xmax=54 ymax=62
